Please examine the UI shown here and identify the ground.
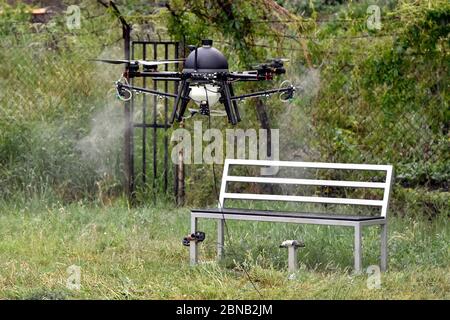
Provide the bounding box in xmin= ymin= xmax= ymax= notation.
xmin=0 ymin=199 xmax=448 ymax=299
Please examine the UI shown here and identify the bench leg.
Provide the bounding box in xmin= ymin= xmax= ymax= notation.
xmin=190 ymin=216 xmax=198 ymax=266
xmin=380 ymin=223 xmax=388 ymax=272
xmin=354 ymin=224 xmax=362 ymax=274
xmin=217 ymin=219 xmax=225 ymax=261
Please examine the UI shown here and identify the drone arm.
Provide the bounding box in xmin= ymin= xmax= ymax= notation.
xmin=228 ymin=71 xmax=282 ymax=82
xmin=229 ymin=60 xmax=287 ymax=82
xmin=228 ymin=72 xmax=261 ymax=81
xmin=230 ymin=86 xmax=295 ymax=101
xmin=130 ymin=71 xmax=183 ymax=80
xmin=116 ymin=81 xmax=185 ymax=100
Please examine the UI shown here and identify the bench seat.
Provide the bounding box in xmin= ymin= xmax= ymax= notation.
xmin=192 ymin=208 xmax=384 ymax=221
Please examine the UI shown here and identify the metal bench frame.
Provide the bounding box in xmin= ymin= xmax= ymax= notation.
xmin=190 ymin=159 xmax=394 ymax=273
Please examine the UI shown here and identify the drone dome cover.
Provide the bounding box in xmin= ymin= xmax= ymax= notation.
xmin=183 ymin=40 xmax=229 ymax=73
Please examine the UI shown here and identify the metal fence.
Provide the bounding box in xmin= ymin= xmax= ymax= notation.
xmin=0 ymin=3 xmax=447 ymax=214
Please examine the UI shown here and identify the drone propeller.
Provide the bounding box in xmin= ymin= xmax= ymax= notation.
xmin=266 ymin=58 xmax=290 ymax=63
xmin=90 ymin=58 xmax=184 ymax=66
xmin=252 ymin=58 xmax=289 ymax=70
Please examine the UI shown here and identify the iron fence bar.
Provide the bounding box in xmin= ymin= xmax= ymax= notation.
xmin=129 ymin=39 xmax=135 ymax=200
xmin=174 ymin=42 xmax=180 ymax=201
xmin=142 ymin=43 xmax=147 ymax=186
xmin=153 ymin=43 xmax=158 ymax=195
xmin=164 ymin=43 xmax=169 ymax=192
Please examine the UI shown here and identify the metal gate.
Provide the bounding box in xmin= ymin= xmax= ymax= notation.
xmin=128 ymin=40 xmax=183 ymax=202
xmin=98 ymin=1 xmax=185 ymax=204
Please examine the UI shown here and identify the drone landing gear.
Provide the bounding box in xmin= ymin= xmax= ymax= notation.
xmin=220 ymin=81 xmax=238 ymax=125
xmin=228 ymin=83 xmax=241 ymax=122
xmin=170 ymin=80 xmax=191 ymax=124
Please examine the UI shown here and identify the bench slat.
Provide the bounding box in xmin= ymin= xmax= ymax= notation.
xmin=223 ymin=193 xmax=384 ymax=206
xmin=225 ymin=159 xmax=392 ymax=171
xmin=192 ymin=208 xmax=385 ymax=221
xmin=226 ymin=176 xmax=386 ymax=189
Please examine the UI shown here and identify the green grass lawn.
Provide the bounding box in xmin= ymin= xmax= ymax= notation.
xmin=0 ymin=199 xmax=448 ymax=299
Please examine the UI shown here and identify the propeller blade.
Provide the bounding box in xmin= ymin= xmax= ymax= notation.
xmin=90 ymin=59 xmax=185 ymax=66
xmin=251 ymin=64 xmax=266 ymax=69
xmin=90 ymin=58 xmax=132 ymax=65
xmin=267 ymin=58 xmax=290 ymax=62
xmin=137 ymin=60 xmax=184 ymax=66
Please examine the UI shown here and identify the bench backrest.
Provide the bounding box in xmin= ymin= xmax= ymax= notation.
xmin=219 ymin=159 xmax=394 ymax=218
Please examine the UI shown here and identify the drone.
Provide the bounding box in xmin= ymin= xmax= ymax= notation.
xmin=93 ymin=39 xmax=296 ymax=126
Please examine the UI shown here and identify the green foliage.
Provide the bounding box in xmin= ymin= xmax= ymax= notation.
xmin=396 ymin=161 xmax=449 ymax=189
xmin=0 ymin=1 xmax=123 ymax=201
xmin=393 ymin=187 xmax=449 ymax=219
xmin=162 ymin=9 xmax=212 ymax=46
xmin=277 ymin=0 xmax=347 ymax=16
xmin=306 ymin=0 xmax=449 ymax=193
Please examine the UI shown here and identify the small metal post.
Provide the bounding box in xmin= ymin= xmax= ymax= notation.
xmin=287 ymin=246 xmax=298 ymax=272
xmin=280 ymin=240 xmax=304 ymax=273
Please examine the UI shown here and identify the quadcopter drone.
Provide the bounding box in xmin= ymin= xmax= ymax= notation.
xmin=93 ymin=39 xmax=296 ymax=125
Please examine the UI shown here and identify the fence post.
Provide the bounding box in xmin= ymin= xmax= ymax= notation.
xmin=175 ymin=38 xmax=186 ymax=206
xmin=122 ymin=24 xmax=135 ymax=202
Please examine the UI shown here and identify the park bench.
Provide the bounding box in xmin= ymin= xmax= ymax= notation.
xmin=189 ymin=159 xmax=394 ymax=273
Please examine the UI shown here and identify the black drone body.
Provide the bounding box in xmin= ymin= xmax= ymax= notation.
xmin=94 ymin=39 xmax=295 ymax=125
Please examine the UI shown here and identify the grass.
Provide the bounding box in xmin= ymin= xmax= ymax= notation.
xmin=0 ymin=198 xmax=448 ymax=300
xmin=0 ymin=0 xmax=448 ymax=301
